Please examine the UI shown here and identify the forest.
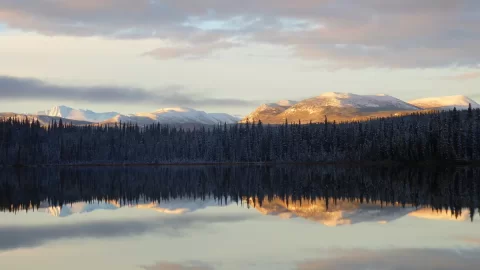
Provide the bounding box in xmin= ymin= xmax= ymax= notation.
xmin=0 ymin=106 xmax=479 ymax=165
xmin=1 ymin=166 xmax=478 ymax=220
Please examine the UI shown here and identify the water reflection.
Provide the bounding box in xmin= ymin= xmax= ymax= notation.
xmin=1 ymin=166 xmax=480 ymax=270
xmin=0 ymin=212 xmax=255 ymax=251
xmin=297 ymin=249 xmax=480 ymax=270
xmin=1 ymin=166 xmax=479 ymax=220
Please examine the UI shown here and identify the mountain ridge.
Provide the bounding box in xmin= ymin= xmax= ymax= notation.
xmin=35 ymin=105 xmax=241 ymax=126
xmin=242 ymin=93 xmax=477 ymax=124
xmin=2 ymin=93 xmax=478 ymax=126
xmin=409 ymin=95 xmax=480 ymax=110
xmin=38 ymin=105 xmax=119 ymax=123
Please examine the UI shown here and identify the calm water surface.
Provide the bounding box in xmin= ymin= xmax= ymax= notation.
xmin=1 ymin=166 xmax=479 ymax=270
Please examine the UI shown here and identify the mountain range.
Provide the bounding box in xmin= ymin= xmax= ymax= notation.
xmin=41 ymin=198 xmax=222 ymax=217
xmin=1 ymin=93 xmax=477 ymax=125
xmin=34 ymin=105 xmax=241 ymax=125
xmin=241 ymin=93 xmax=480 ymax=124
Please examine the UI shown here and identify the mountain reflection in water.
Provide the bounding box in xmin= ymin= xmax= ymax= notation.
xmin=1 ymin=166 xmax=480 ymax=270
xmin=1 ymin=165 xmax=479 ymax=221
xmin=34 ymin=198 xmax=470 ymax=227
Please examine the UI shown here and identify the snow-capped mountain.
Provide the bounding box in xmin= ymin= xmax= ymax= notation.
xmin=248 ymin=198 xmax=469 ymax=226
xmin=208 ymin=113 xmax=241 ymax=124
xmin=37 ymin=105 xmax=119 ymax=123
xmin=40 ymin=199 xmax=228 ymax=217
xmin=409 ymin=95 xmax=480 ymax=110
xmin=33 ymin=106 xmax=241 ymax=125
xmin=102 ymin=107 xmax=240 ymax=125
xmin=248 ymin=198 xmax=415 ymax=226
xmin=287 ymin=92 xmax=419 ymax=112
xmin=22 ymin=94 xmax=480 ymax=127
xmin=242 ymin=92 xmax=421 ymax=124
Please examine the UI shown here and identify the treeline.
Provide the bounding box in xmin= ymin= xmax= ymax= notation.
xmin=1 ymin=166 xmax=479 ymax=220
xmin=1 ymin=106 xmax=480 ymax=165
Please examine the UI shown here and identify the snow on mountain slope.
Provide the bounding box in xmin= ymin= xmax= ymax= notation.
xmin=208 ymin=113 xmax=241 ymax=123
xmin=274 ymin=100 xmax=298 ymax=107
xmin=241 ymin=100 xmax=298 ymax=123
xmin=103 ymin=107 xmax=239 ymax=125
xmin=38 ymin=105 xmax=119 ymax=122
xmin=286 ymin=92 xmax=420 ymax=112
xmin=409 ymin=95 xmax=480 ymax=110
xmin=139 ymin=107 xmax=220 ymax=125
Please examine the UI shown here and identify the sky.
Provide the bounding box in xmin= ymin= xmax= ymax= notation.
xmin=0 ymin=0 xmax=480 ymax=115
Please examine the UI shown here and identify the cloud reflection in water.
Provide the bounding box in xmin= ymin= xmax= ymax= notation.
xmin=0 ymin=213 xmax=255 ymax=251
xmin=298 ymin=248 xmax=480 ymax=270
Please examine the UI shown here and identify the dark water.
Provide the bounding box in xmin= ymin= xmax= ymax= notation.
xmin=1 ymin=166 xmax=480 ymax=270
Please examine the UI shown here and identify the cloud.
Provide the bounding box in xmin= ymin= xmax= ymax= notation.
xmin=0 ymin=213 xmax=254 ymax=251
xmin=1 ymin=0 xmax=480 ymax=67
xmin=297 ymin=248 xmax=480 ymax=270
xmin=142 ymin=261 xmax=214 ymax=270
xmin=144 ymin=41 xmax=239 ymax=59
xmin=0 ymin=75 xmax=257 ymax=107
xmin=444 ymin=71 xmax=480 ymax=81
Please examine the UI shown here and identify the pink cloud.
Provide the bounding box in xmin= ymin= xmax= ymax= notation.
xmin=143 ymin=41 xmax=239 ymax=59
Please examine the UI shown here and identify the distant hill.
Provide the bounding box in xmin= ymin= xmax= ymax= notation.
xmin=409 ymin=95 xmax=480 ymax=110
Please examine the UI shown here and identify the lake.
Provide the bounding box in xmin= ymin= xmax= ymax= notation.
xmin=1 ymin=166 xmax=479 ymax=270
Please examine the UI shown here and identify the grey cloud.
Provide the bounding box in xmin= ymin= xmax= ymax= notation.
xmin=298 ymin=248 xmax=480 ymax=270
xmin=0 ymin=75 xmax=258 ymax=107
xmin=1 ymin=0 xmax=480 ymax=67
xmin=0 ymin=213 xmax=254 ymax=251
